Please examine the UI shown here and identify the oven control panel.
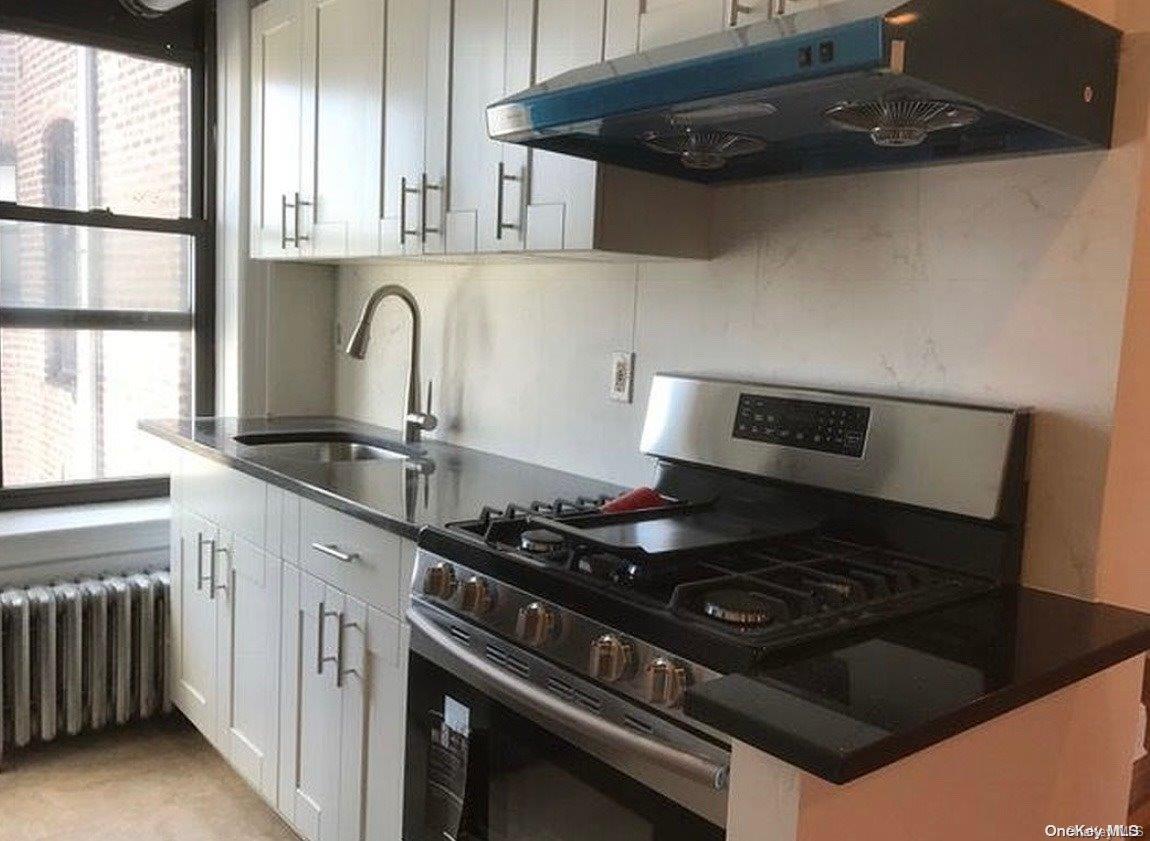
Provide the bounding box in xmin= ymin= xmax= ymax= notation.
xmin=733 ymin=393 xmax=870 ymax=457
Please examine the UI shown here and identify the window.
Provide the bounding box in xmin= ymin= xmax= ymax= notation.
xmin=0 ymin=26 xmax=211 ymax=508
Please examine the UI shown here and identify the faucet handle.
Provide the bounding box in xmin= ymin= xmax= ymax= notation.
xmin=407 ymin=379 xmax=439 ymax=433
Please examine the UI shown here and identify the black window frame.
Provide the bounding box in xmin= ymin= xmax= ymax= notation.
xmin=0 ymin=7 xmax=216 ymax=510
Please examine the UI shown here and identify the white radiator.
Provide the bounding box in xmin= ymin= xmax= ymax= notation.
xmin=0 ymin=571 xmax=171 ymax=766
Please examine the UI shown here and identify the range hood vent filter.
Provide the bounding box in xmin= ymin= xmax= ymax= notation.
xmin=823 ymin=98 xmax=981 ymax=148
xmin=641 ymin=128 xmax=767 ymax=171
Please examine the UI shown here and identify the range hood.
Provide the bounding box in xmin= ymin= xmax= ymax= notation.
xmin=487 ymin=0 xmax=1120 ymax=184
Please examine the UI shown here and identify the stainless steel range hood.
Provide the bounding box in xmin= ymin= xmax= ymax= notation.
xmin=487 ymin=0 xmax=1120 ymax=184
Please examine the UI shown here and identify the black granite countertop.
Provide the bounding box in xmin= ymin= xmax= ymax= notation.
xmin=141 ymin=415 xmax=624 ymax=541
xmin=687 ymin=585 xmax=1150 ymax=783
xmin=143 ymin=415 xmax=1150 ymax=785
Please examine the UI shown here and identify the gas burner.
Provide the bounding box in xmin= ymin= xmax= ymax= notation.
xmin=702 ymin=589 xmax=776 ymax=627
xmin=520 ymin=529 xmax=566 ymax=554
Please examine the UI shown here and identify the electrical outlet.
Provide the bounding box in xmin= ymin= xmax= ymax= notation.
xmin=610 ymin=352 xmax=634 ymax=403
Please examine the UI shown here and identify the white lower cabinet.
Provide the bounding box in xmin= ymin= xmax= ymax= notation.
xmin=169 ymin=455 xmax=410 ymax=839
xmin=171 ymin=509 xmax=221 ymax=743
xmin=280 ymin=568 xmax=346 ymax=839
xmin=280 ymin=563 xmax=408 ymax=841
xmin=171 ymin=504 xmax=282 ymax=804
xmin=354 ymin=600 xmax=408 ymax=841
xmin=224 ymin=536 xmax=282 ymax=804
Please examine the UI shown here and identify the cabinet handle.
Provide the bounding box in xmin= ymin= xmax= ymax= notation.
xmin=311 ymin=542 xmax=360 ymax=564
xmin=420 ymin=173 xmax=442 ymax=243
xmin=316 ymin=602 xmax=340 ymax=676
xmin=400 ymin=177 xmax=421 ymax=245
xmin=335 ymin=615 xmax=362 ymax=689
xmin=495 ymin=161 xmax=520 ymax=240
xmin=195 ymin=533 xmax=210 ymax=591
xmin=208 ymin=543 xmax=229 ymax=600
xmin=728 ymin=1 xmax=761 ymax=26
xmin=280 ymin=194 xmax=291 ymax=249
xmin=293 ymin=191 xmax=312 ymax=245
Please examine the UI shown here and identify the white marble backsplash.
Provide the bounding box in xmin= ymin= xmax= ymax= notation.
xmin=331 ymin=146 xmax=1142 ymax=599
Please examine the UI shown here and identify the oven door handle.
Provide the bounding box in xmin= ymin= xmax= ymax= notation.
xmin=407 ymin=608 xmax=729 ymax=792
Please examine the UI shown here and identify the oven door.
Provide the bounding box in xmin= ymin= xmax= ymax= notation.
xmin=404 ymin=605 xmax=729 ymax=841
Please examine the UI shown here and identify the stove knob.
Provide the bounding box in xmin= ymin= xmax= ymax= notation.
xmin=589 ymin=634 xmax=635 ymax=683
xmin=516 ymin=602 xmax=557 ymax=647
xmin=421 ymin=562 xmax=457 ymax=600
xmin=644 ymin=658 xmax=688 ymax=708
xmin=460 ymin=576 xmax=495 ymax=615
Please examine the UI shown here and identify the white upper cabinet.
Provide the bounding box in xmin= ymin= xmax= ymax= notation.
xmin=378 ymin=0 xmax=453 ymax=257
xmin=299 ymin=0 xmax=385 ymax=258
xmin=630 ymin=0 xmax=826 ymax=51
xmin=251 ymin=0 xmax=712 ymax=260
xmin=516 ymin=0 xmax=712 ymax=257
xmin=524 ymin=0 xmax=606 ymax=251
xmin=445 ymin=0 xmax=534 ymax=254
xmin=250 ymin=0 xmax=304 ymax=259
xmin=636 ymin=0 xmax=727 ymax=50
xmin=251 ymin=0 xmax=383 ymax=260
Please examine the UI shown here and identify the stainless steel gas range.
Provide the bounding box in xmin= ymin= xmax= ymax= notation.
xmin=403 ymin=374 xmax=1030 ymax=841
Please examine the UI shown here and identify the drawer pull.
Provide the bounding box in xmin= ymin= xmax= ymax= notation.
xmin=311 ymin=542 xmax=360 ymax=564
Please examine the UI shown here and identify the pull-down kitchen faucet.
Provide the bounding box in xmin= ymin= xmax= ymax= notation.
xmin=345 ymin=284 xmax=438 ymax=445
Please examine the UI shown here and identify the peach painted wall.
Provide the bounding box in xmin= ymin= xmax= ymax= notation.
xmin=1097 ymin=31 xmax=1150 ymax=613
xmin=787 ymin=658 xmax=1144 ymax=841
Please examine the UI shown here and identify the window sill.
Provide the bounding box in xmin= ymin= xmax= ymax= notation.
xmin=0 ymin=497 xmax=170 ymax=572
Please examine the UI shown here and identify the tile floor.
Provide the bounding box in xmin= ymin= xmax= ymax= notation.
xmin=0 ymin=716 xmax=298 ymax=841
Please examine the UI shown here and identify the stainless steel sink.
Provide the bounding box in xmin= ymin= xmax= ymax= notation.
xmin=233 ymin=432 xmax=420 ymax=463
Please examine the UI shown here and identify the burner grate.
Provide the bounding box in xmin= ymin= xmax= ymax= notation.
xmin=666 ymin=535 xmax=986 ymax=642
xmin=472 ymin=495 xmax=614 ymax=537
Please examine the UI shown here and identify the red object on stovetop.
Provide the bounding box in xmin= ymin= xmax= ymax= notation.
xmin=600 ymin=487 xmax=671 ymax=514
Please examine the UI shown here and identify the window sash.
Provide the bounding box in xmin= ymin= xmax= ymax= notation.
xmin=0 ymin=203 xmax=207 ymax=237
xmin=0 ymin=309 xmax=194 ymax=330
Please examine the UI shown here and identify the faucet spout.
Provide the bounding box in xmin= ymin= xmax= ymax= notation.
xmin=345 ymin=284 xmax=437 ymax=444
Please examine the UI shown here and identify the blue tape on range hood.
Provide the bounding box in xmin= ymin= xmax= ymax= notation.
xmin=488 ymin=16 xmax=888 ymax=141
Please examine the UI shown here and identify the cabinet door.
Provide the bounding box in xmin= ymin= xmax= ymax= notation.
xmin=299 ymin=0 xmax=384 ymax=258
xmin=446 ymin=0 xmax=507 ymax=254
xmin=280 ymin=565 xmax=346 ymax=841
xmin=173 ymin=510 xmax=219 ymax=742
xmin=379 ymin=0 xmax=431 ymax=257
xmin=224 ymin=536 xmax=282 ymax=806
xmin=526 ymin=0 xmax=608 ymax=251
xmin=447 ymin=0 xmax=534 ymax=254
xmin=168 ymin=505 xmax=184 ymax=728
xmin=729 ymin=0 xmax=778 ymax=27
xmin=637 ymin=0 xmax=726 ymax=50
xmin=774 ymin=0 xmax=829 ymax=17
xmin=251 ymin=0 xmax=304 ymax=259
xmin=496 ymin=0 xmax=534 ymax=254
xmin=422 ymin=0 xmax=453 ymax=256
xmin=338 ymin=599 xmax=407 ymax=841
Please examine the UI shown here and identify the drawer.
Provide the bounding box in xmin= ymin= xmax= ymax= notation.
xmin=180 ymin=452 xmax=267 ymax=548
xmin=299 ymin=499 xmax=404 ymax=616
